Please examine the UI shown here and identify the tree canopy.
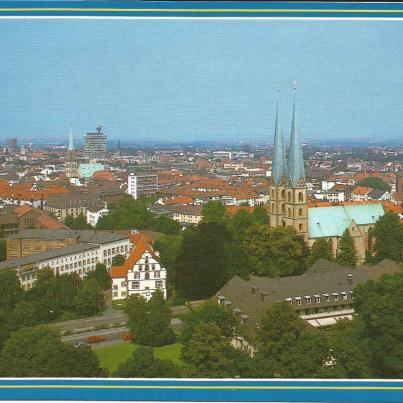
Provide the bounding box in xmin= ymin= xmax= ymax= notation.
xmin=64 ymin=214 xmax=93 ymax=230
xmin=356 ymin=177 xmax=391 ymax=192
xmin=307 ymin=239 xmax=333 ymax=267
xmin=336 ymin=229 xmax=357 ymax=267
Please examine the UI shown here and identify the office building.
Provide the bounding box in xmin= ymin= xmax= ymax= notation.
xmin=84 ymin=126 xmax=107 ymax=160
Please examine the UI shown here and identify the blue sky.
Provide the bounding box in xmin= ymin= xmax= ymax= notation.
xmin=0 ymin=19 xmax=402 ymax=143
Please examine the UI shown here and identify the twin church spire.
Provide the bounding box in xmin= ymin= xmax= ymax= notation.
xmin=272 ymin=93 xmax=305 ymax=188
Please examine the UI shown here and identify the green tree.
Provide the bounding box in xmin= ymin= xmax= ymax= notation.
xmin=126 ymin=290 xmax=176 ymax=347
xmin=373 ymin=212 xmax=403 ymax=262
xmin=356 ymin=177 xmax=391 ymax=192
xmin=64 ymin=214 xmax=93 ymax=230
xmin=154 ymin=234 xmax=182 ymax=298
xmin=0 ymin=326 xmax=106 ymax=377
xmin=86 ymin=263 xmax=112 ymax=290
xmin=228 ymin=209 xmax=253 ymax=243
xmin=152 ymin=215 xmax=181 ymax=235
xmin=181 ymin=322 xmax=235 ymax=378
xmin=326 ymin=319 xmax=373 ymax=378
xmin=245 ymin=224 xmax=307 ymax=277
xmin=201 ymin=201 xmax=228 ymax=224
xmin=73 ymin=278 xmax=105 ymax=316
xmin=112 ymin=254 xmax=126 ymax=266
xmin=175 ymin=222 xmax=231 ymax=299
xmin=0 ymin=238 xmax=6 ymax=261
xmin=336 ymin=229 xmax=357 ymax=267
xmin=180 ymin=302 xmax=239 ymax=345
xmin=254 ymin=302 xmax=329 ymax=378
xmin=308 ymin=238 xmax=333 ymax=267
xmin=114 ymin=346 xmax=180 ymax=378
xmin=353 ymin=271 xmax=403 ymax=377
xmin=251 ymin=205 xmax=269 ymax=225
xmin=0 ymin=269 xmax=23 ymax=314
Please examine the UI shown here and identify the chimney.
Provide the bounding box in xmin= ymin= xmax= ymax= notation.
xmin=347 ymin=273 xmax=353 ymax=285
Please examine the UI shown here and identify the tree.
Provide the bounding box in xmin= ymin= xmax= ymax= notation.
xmin=244 ymin=224 xmax=307 ymax=277
xmin=114 ymin=346 xmax=180 ymax=378
xmin=64 ymin=214 xmax=93 ymax=230
xmin=326 ymin=319 xmax=373 ymax=378
xmin=126 ymin=290 xmax=176 ymax=347
xmin=373 ymin=212 xmax=403 ymax=263
xmin=0 ymin=326 xmax=106 ymax=377
xmin=251 ymin=205 xmax=269 ymax=225
xmin=86 ymin=263 xmax=112 ymax=290
xmin=152 ymin=215 xmax=181 ymax=235
xmin=180 ymin=302 xmax=239 ymax=345
xmin=356 ymin=177 xmax=391 ymax=192
xmin=201 ymin=201 xmax=228 ymax=224
xmin=308 ymin=238 xmax=333 ymax=267
xmin=112 ymin=254 xmax=126 ymax=266
xmin=0 ymin=238 xmax=6 ymax=261
xmin=353 ymin=271 xmax=403 ymax=377
xmin=175 ymin=222 xmax=231 ymax=299
xmin=73 ymin=278 xmax=105 ymax=316
xmin=336 ymin=229 xmax=357 ymax=267
xmin=254 ymin=302 xmax=329 ymax=378
xmin=154 ymin=234 xmax=182 ymax=298
xmin=0 ymin=269 xmax=23 ymax=314
xmin=181 ymin=322 xmax=235 ymax=378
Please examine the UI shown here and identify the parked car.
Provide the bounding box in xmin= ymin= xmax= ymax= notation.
xmin=74 ymin=341 xmax=90 ymax=348
xmin=86 ymin=335 xmax=106 ymax=344
xmin=122 ymin=332 xmax=133 ymax=341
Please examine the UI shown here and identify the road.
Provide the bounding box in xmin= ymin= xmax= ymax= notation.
xmin=62 ymin=318 xmax=183 ymax=346
xmin=52 ymin=300 xmax=205 ymax=333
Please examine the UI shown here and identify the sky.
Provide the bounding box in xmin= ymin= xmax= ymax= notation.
xmin=0 ymin=19 xmax=403 ymax=143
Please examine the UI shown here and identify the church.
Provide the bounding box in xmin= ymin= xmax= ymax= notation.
xmin=268 ymin=96 xmax=384 ymax=263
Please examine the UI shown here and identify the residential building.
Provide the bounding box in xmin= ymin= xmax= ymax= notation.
xmin=351 ymin=186 xmax=373 ymax=202
xmin=5 ymin=228 xmax=131 ymax=266
xmin=217 ymin=258 xmax=401 ymax=330
xmin=84 ymin=126 xmax=107 ymax=160
xmin=86 ymin=205 xmax=109 ymax=227
xmin=111 ymin=239 xmax=166 ymax=301
xmin=127 ymin=173 xmax=158 ymax=199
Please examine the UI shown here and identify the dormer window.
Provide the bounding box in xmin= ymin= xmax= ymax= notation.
xmin=295 ymin=297 xmax=302 ymax=306
xmin=314 ymin=295 xmax=320 ymax=303
xmin=332 ymin=292 xmax=339 ymax=301
xmin=323 ymin=293 xmax=330 ymax=302
xmin=305 ymin=296 xmax=312 ymax=304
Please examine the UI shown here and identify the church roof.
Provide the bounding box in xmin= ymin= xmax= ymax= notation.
xmin=271 ymin=102 xmax=287 ymax=185
xmin=308 ymin=203 xmax=385 ymax=238
xmin=287 ymin=96 xmax=306 ymax=187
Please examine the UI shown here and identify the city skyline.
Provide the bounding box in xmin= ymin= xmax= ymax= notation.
xmin=1 ymin=20 xmax=403 ymax=142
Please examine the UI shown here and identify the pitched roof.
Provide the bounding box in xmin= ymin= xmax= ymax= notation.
xmin=352 ymin=186 xmax=373 ymax=195
xmin=36 ymin=214 xmax=69 ymax=230
xmin=308 ymin=203 xmax=385 ymax=238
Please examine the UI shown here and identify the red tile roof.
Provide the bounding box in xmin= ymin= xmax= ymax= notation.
xmin=352 ymin=186 xmax=373 ymax=195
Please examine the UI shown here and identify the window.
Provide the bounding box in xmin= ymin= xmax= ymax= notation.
xmin=132 ymin=281 xmax=140 ymax=289
xmin=134 ymin=272 xmax=140 ymax=279
xmin=314 ymin=295 xmax=320 ymax=303
xmin=121 ymin=281 xmax=126 ymax=287
xmin=323 ymin=293 xmax=330 ymax=302
xmin=299 ymin=224 xmax=303 ymax=231
xmin=298 ymin=208 xmax=303 ymax=217
xmin=332 ymin=293 xmax=339 ymax=301
xmin=145 ymin=272 xmax=150 ymax=280
xmin=113 ymin=292 xmax=118 ymax=297
xmin=154 ymin=271 xmax=160 ymax=278
xmin=113 ymin=285 xmax=118 ymax=290
xmin=152 ymin=264 xmax=155 ymax=270
xmin=155 ymin=280 xmax=163 ymax=288
xmin=305 ymin=296 xmax=311 ymax=304
xmin=298 ymin=192 xmax=304 ymax=202
xmin=121 ymin=291 xmax=126 ymax=297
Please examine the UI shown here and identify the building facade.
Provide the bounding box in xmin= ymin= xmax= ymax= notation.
xmin=111 ymin=240 xmax=167 ymax=301
xmin=268 ymin=98 xmax=308 ymax=240
xmin=127 ymin=173 xmax=158 ymax=200
xmin=84 ymin=126 xmax=107 ymax=160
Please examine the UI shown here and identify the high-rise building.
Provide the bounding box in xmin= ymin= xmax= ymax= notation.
xmin=268 ymin=93 xmax=308 ymax=240
xmin=127 ymin=173 xmax=158 ymax=200
xmin=6 ymin=138 xmax=17 ymax=153
xmin=65 ymin=129 xmax=78 ymax=179
xmin=84 ymin=126 xmax=107 ymax=160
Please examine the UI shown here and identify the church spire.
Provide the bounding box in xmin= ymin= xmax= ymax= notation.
xmin=68 ymin=125 xmax=75 ymax=151
xmin=272 ymin=99 xmax=286 ymax=185
xmin=288 ymin=88 xmax=305 ymax=187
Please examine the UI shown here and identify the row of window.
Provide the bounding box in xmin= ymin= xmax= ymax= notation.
xmin=286 ymin=291 xmax=353 ymax=306
xmin=131 ymin=280 xmax=164 ymax=289
xmin=103 ymin=244 xmax=129 ymax=257
xmin=271 ymin=189 xmax=305 ymax=202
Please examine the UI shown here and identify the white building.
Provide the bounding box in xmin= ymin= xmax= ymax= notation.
xmin=111 ymin=240 xmax=166 ymax=301
xmin=87 ymin=205 xmax=109 ymax=227
xmin=127 ymin=173 xmax=158 ymax=200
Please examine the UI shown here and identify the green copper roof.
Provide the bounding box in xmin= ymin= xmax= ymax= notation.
xmin=287 ymin=96 xmax=305 ymax=187
xmin=78 ymin=163 xmax=104 ymax=179
xmin=308 ymin=204 xmax=385 ymax=238
xmin=272 ymin=102 xmax=287 ymax=184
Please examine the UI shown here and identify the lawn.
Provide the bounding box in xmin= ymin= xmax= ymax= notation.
xmin=95 ymin=342 xmax=183 ymax=375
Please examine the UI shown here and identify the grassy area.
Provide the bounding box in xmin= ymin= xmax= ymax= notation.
xmin=111 ymin=299 xmax=127 ymax=310
xmin=95 ymin=342 xmax=183 ymax=375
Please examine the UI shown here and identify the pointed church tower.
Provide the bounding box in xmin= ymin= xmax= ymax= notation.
xmin=66 ymin=126 xmax=78 ymax=179
xmin=269 ymin=101 xmax=287 ymax=228
xmin=284 ymin=92 xmax=308 ymax=239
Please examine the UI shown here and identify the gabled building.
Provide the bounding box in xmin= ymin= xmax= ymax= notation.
xmin=111 ymin=240 xmax=167 ymax=301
